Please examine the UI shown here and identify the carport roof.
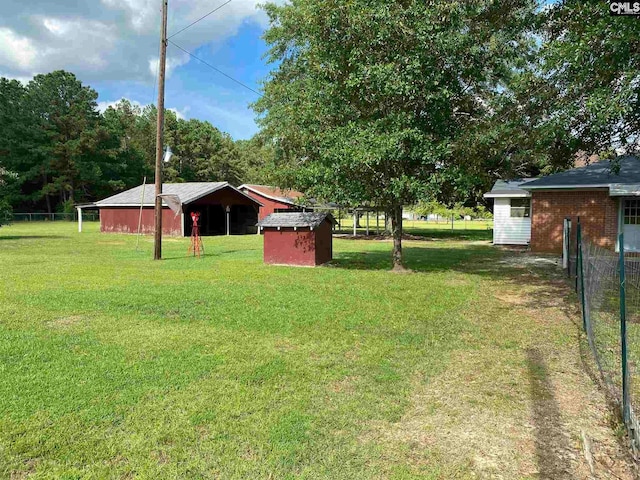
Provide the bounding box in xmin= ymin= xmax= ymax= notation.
xmin=96 ymin=182 xmax=262 ymax=207
xmin=258 ymin=212 xmax=337 ymax=229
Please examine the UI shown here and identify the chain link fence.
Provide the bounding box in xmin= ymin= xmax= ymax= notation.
xmin=11 ymin=212 xmax=99 ymax=222
xmin=569 ymin=220 xmax=640 ymax=453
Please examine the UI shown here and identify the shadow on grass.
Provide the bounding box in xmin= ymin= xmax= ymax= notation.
xmin=526 ymin=348 xmax=573 ymax=479
xmin=330 ymin=245 xmax=498 ymax=273
xmin=334 ymin=228 xmax=492 ymax=242
xmin=0 ymin=235 xmax=69 ymax=241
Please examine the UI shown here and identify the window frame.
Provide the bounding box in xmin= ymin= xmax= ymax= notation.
xmin=510 ymin=198 xmax=531 ymax=218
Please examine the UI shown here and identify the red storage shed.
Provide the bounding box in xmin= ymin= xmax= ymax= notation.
xmin=258 ymin=212 xmax=336 ymax=266
xmin=239 ymin=184 xmax=306 ymax=220
xmin=95 ymin=182 xmax=262 ymax=236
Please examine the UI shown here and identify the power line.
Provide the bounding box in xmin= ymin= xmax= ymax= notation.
xmin=168 ymin=39 xmax=261 ymax=96
xmin=168 ymin=0 xmax=233 ymax=39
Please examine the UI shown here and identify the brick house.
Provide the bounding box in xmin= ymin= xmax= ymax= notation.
xmin=485 ymin=156 xmax=640 ymax=254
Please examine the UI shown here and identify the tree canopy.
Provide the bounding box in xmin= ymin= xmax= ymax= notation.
xmin=0 ymin=71 xmax=271 ymax=216
xmin=255 ymin=0 xmax=540 ymax=268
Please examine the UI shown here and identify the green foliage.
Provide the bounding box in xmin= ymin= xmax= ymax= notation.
xmin=255 ymin=0 xmax=539 ymax=266
xmin=0 ymin=71 xmax=271 ymax=215
xmin=413 ymin=201 xmax=492 ymax=220
xmin=0 ymin=199 xmax=11 ymax=226
xmin=459 ymin=0 xmax=640 ymax=197
xmin=541 ymin=1 xmax=640 ymax=155
xmin=0 ymin=167 xmax=17 ymax=226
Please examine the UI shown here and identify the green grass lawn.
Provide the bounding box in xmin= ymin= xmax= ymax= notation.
xmin=333 ymin=217 xmax=493 ymax=237
xmin=0 ymin=221 xmax=627 ymax=479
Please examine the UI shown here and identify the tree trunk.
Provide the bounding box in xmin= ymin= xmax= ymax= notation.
xmin=385 ymin=209 xmax=392 ymax=234
xmin=390 ymin=204 xmax=407 ymax=272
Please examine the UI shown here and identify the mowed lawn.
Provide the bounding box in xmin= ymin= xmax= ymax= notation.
xmin=0 ymin=222 xmax=633 ymax=479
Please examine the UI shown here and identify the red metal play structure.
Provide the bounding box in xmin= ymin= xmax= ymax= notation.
xmin=188 ymin=211 xmax=204 ymax=258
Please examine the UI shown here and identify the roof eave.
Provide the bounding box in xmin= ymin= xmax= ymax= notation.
xmin=239 ymin=185 xmax=299 ymax=206
xmin=483 ymin=192 xmax=530 ymax=198
xmin=521 ymin=184 xmax=612 ymax=190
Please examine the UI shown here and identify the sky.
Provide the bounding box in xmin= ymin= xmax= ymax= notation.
xmin=0 ymin=0 xmax=276 ymax=140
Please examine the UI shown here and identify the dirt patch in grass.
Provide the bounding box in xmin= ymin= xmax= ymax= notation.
xmin=328 ymin=376 xmax=358 ymax=394
xmin=47 ymin=315 xmax=85 ymax=328
xmin=364 ymin=254 xmax=638 ymax=479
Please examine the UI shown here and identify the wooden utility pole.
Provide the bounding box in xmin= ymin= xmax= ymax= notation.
xmin=154 ymin=0 xmax=168 ymax=260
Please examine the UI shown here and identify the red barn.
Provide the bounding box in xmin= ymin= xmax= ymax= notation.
xmin=258 ymin=212 xmax=336 ymax=266
xmin=95 ymin=182 xmax=262 ymax=236
xmin=238 ymin=184 xmax=306 ymax=220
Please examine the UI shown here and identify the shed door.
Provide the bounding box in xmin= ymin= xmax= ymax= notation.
xmin=623 ymin=199 xmax=640 ymax=252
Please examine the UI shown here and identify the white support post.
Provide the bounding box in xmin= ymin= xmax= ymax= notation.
xmin=353 ymin=211 xmax=357 ymax=237
xmin=226 ymin=206 xmax=230 ymax=236
xmin=77 ymin=207 xmax=83 ymax=233
xmin=366 ymin=211 xmax=369 ymax=236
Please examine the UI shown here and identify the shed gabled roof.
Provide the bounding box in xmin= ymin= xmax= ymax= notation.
xmin=484 ymin=179 xmax=536 ymax=198
xmin=239 ymin=184 xmax=304 ymax=206
xmin=258 ymin=212 xmax=336 ymax=229
xmin=96 ymin=182 xmax=262 ymax=207
xmin=520 ymin=156 xmax=640 ymax=190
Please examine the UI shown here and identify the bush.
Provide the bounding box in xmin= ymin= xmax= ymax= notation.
xmin=0 ymin=199 xmax=12 ymax=227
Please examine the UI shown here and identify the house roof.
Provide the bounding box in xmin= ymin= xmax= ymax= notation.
xmin=520 ymin=156 xmax=640 ymax=191
xmin=484 ymin=179 xmax=536 ymax=198
xmin=258 ymin=212 xmax=336 ymax=229
xmin=239 ymin=184 xmax=304 ymax=206
xmin=96 ymin=182 xmax=262 ymax=207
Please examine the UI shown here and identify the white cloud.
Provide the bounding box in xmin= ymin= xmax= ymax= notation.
xmin=168 ymin=105 xmax=190 ymax=120
xmin=0 ymin=28 xmax=38 ymax=70
xmin=0 ymin=0 xmax=270 ymax=83
xmin=148 ymin=54 xmax=190 ymax=79
xmin=97 ymin=97 xmax=190 ymax=122
xmin=97 ymin=97 xmax=144 ymax=113
xmin=0 ymin=72 xmax=33 ymax=85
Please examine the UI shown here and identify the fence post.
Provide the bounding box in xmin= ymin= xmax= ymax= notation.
xmin=577 ymin=220 xmax=587 ymax=331
xmin=575 ymin=217 xmax=580 ymax=292
xmin=619 ymin=232 xmax=631 ymax=424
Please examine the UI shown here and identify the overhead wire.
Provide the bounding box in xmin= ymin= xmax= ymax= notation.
xmin=168 ymin=0 xmax=233 ymax=39
xmin=168 ymin=39 xmax=262 ymax=96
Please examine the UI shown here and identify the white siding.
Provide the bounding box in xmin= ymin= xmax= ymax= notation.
xmin=493 ymin=198 xmax=531 ymax=245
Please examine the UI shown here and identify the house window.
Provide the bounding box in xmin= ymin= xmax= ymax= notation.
xmin=510 ymin=198 xmax=531 ymax=218
xmin=624 ymin=199 xmax=640 ymax=225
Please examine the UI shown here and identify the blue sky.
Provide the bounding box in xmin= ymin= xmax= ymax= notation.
xmin=0 ymin=0 xmax=276 ymax=140
xmin=93 ymin=20 xmax=271 ymax=140
xmin=91 ymin=20 xmax=269 ymax=139
xmin=0 ymin=0 xmax=560 ymax=140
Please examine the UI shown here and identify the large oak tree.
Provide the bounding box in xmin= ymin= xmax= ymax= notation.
xmin=255 ymin=0 xmax=539 ymax=269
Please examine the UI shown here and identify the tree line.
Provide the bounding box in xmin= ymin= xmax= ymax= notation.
xmin=0 ymin=70 xmax=271 ymax=220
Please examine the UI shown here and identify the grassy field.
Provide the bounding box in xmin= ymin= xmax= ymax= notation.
xmin=0 ymin=222 xmax=634 ymax=479
xmin=333 ymin=217 xmax=493 ymax=236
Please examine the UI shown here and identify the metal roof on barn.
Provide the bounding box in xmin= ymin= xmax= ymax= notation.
xmin=258 ymin=212 xmax=336 ymax=229
xmin=238 ymin=184 xmax=304 ymax=206
xmin=96 ymin=182 xmax=260 ymax=207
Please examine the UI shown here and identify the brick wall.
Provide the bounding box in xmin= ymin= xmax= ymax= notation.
xmin=530 ymin=190 xmax=618 ymax=253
